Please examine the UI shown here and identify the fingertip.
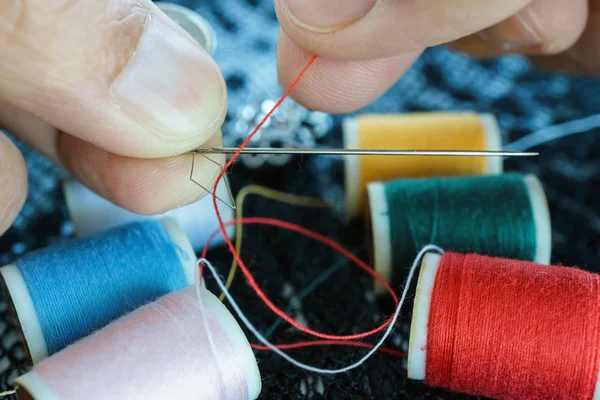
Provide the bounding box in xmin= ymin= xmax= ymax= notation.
xmin=450 ymin=0 xmax=588 ymax=58
xmin=277 ymin=32 xmax=420 ymax=113
xmin=526 ymin=0 xmax=587 ymax=55
xmin=58 ymin=131 xmax=223 ymax=216
xmin=107 ymin=11 xmax=228 ymax=156
xmin=0 ymin=132 xmax=27 ymax=236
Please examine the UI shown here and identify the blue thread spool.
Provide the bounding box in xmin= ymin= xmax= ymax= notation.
xmin=0 ymin=218 xmax=196 ymax=364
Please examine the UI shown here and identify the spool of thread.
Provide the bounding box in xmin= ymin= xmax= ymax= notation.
xmin=408 ymin=251 xmax=600 ymax=400
xmin=155 ymin=2 xmax=217 ymax=55
xmin=367 ymin=173 xmax=550 ymax=294
xmin=14 ymin=285 xmax=262 ymax=400
xmin=343 ymin=112 xmax=503 ymax=218
xmin=0 ymin=218 xmax=196 ymax=364
xmin=62 ymin=177 xmax=235 ymax=252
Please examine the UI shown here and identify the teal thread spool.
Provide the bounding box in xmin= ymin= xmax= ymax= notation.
xmin=0 ymin=218 xmax=196 ymax=364
xmin=366 ymin=173 xmax=551 ymax=294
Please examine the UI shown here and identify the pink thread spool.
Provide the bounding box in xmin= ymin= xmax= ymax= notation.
xmin=14 ymin=285 xmax=262 ymax=400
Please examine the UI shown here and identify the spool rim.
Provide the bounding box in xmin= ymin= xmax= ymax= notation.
xmin=343 ymin=117 xmax=361 ymax=219
xmin=157 ymin=217 xmax=198 ymax=286
xmin=594 ymin=366 xmax=600 ymax=400
xmin=366 ymin=182 xmax=392 ymax=295
xmin=0 ymin=264 xmax=48 ymax=364
xmin=523 ymin=175 xmax=551 ymax=265
xmin=407 ymin=252 xmax=442 ymax=381
xmin=480 ymin=114 xmax=503 ymax=174
xmin=62 ymin=179 xmax=86 ymax=238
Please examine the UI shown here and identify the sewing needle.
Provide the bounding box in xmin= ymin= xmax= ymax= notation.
xmin=193 ymin=148 xmax=538 ymax=157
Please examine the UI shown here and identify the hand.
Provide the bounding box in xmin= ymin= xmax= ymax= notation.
xmin=0 ymin=0 xmax=227 ymax=236
xmin=275 ymin=0 xmax=592 ymax=113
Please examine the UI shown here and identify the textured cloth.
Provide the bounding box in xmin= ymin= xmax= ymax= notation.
xmin=1 ymin=0 xmax=600 ymax=398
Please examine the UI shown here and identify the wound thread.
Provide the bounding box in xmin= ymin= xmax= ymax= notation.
xmin=411 ymin=252 xmax=600 ymax=400
xmin=15 ymin=286 xmax=261 ymax=400
xmin=367 ymin=173 xmax=550 ymax=294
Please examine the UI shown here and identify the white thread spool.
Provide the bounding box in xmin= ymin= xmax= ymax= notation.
xmin=62 ymin=178 xmax=235 ymax=252
xmin=343 ymin=113 xmax=503 ymax=219
xmin=156 ymin=2 xmax=217 ymax=56
xmin=366 ymin=174 xmax=551 ymax=295
xmin=14 ymin=285 xmax=262 ymax=400
xmin=0 ymin=217 xmax=196 ymax=365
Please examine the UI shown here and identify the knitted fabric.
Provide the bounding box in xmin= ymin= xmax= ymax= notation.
xmin=1 ymin=0 xmax=600 ymax=398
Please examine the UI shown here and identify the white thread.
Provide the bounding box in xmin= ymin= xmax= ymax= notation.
xmin=192 ymin=264 xmax=229 ymax=396
xmin=504 ymin=114 xmax=600 ymax=152
xmin=198 ymin=244 xmax=444 ymax=374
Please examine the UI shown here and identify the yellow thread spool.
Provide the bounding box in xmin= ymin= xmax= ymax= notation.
xmin=343 ymin=112 xmax=503 ymax=218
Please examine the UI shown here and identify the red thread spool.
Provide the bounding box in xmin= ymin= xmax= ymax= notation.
xmin=408 ymin=251 xmax=600 ymax=400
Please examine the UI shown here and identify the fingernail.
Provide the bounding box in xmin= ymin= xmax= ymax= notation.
xmin=477 ymin=12 xmax=543 ymax=51
xmin=111 ymin=15 xmax=226 ymax=140
xmin=283 ymin=0 xmax=376 ymax=32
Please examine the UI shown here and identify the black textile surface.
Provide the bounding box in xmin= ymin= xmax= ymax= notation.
xmin=1 ymin=0 xmax=600 ymax=399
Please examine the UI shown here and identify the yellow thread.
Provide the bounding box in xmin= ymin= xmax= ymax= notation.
xmin=344 ymin=112 xmax=503 ymax=217
xmin=219 ymin=185 xmax=329 ymax=301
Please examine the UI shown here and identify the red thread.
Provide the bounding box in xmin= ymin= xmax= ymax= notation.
xmin=426 ymin=252 xmax=600 ymax=400
xmin=201 ymin=217 xmax=399 ymax=340
xmin=204 ymin=55 xmax=405 ymax=341
xmin=250 ymin=341 xmax=407 ymax=358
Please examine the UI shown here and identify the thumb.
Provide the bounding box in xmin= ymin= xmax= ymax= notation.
xmin=0 ymin=0 xmax=227 ymax=159
xmin=0 ymin=132 xmax=27 ymax=236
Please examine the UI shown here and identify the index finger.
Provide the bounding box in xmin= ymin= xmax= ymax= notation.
xmin=275 ymin=0 xmax=532 ymax=61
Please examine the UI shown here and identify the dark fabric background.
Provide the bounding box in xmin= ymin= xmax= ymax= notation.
xmin=1 ymin=0 xmax=599 ymax=398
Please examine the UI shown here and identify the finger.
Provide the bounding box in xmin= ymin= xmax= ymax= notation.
xmin=57 ymin=130 xmax=224 ymax=215
xmin=275 ymin=0 xmax=532 ymax=61
xmin=448 ymin=0 xmax=587 ymax=57
xmin=535 ymin=0 xmax=600 ymax=75
xmin=277 ymin=32 xmax=421 ymax=113
xmin=0 ymin=98 xmax=224 ymax=215
xmin=0 ymin=0 xmax=227 ymax=159
xmin=0 ymin=132 xmax=27 ymax=236
xmin=0 ymin=99 xmax=61 ymax=165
